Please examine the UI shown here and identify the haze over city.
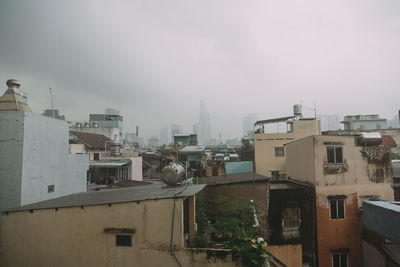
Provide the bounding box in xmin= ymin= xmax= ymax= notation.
xmin=1 ymin=0 xmax=399 ymax=140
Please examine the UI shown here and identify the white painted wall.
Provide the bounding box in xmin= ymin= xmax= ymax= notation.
xmin=0 ymin=111 xmax=88 ymax=211
xmin=130 ymin=157 xmax=143 ymax=181
xmin=0 ymin=112 xmax=24 ymax=211
xmin=20 ymin=112 xmax=88 ymax=205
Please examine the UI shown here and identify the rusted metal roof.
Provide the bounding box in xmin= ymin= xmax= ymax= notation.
xmin=70 ymin=131 xmax=111 ymax=149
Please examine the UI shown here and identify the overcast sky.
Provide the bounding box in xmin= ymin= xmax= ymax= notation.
xmin=0 ymin=0 xmax=399 ymax=140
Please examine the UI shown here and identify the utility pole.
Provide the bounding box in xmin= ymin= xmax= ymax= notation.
xmin=49 ymin=88 xmax=55 ymax=118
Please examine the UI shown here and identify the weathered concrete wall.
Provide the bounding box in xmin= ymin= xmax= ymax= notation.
xmin=255 ymin=119 xmax=320 ymax=177
xmin=316 ymin=191 xmax=361 ymax=267
xmin=0 ymin=112 xmax=24 ymax=211
xmin=130 ymin=156 xmax=143 ymax=181
xmin=267 ymin=244 xmax=302 ymax=267
xmin=20 ymin=113 xmax=88 ymax=205
xmin=362 ymin=240 xmax=386 ymax=267
xmin=0 ymin=198 xmax=233 ymax=267
xmin=286 ymin=135 xmax=316 ymax=184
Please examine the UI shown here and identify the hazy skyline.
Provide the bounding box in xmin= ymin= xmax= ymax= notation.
xmin=1 ymin=0 xmax=399 ymax=140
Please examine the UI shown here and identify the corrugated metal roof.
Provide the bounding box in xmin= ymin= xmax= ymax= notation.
xmin=225 ymin=161 xmax=253 ymax=175
xmin=4 ymin=183 xmax=206 ymax=212
xmin=179 ymin=145 xmax=206 ymax=153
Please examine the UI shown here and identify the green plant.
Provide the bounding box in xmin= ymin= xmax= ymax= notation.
xmin=193 ymin=196 xmax=269 ymax=267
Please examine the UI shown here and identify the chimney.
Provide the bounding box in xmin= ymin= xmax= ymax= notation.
xmin=6 ymin=79 xmax=21 ymax=92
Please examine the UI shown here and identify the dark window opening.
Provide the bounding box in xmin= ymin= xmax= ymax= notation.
xmin=116 ymin=235 xmax=132 ymax=246
xmin=332 ymin=252 xmax=348 ymax=267
xmin=48 ymin=185 xmax=54 ymax=193
xmin=271 ymin=171 xmax=280 ymax=179
xmin=330 ymin=199 xmax=345 ymax=220
xmin=94 ymin=153 xmax=99 ymax=161
xmin=327 ymin=146 xmax=344 ymax=164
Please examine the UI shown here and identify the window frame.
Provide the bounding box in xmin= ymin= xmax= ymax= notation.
xmin=275 ymin=146 xmax=285 ymax=157
xmin=332 ymin=252 xmax=348 ymax=267
xmin=329 ymin=198 xmax=345 ymax=220
xmin=326 ymin=146 xmax=344 ymax=164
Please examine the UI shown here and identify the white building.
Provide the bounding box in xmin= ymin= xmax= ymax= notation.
xmin=341 ymin=114 xmax=387 ymax=131
xmin=0 ymin=79 xmax=88 ymax=212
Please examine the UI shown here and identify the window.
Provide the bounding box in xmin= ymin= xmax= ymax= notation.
xmin=332 ymin=252 xmax=348 ymax=267
xmin=48 ymin=185 xmax=54 ymax=193
xmin=116 ymin=235 xmax=132 ymax=246
xmin=359 ymin=125 xmax=364 ymax=130
xmin=275 ymin=147 xmax=284 ymax=157
xmin=326 ymin=146 xmax=343 ymax=164
xmin=376 ymin=124 xmax=381 ymax=130
xmin=271 ymin=171 xmax=280 ymax=179
xmin=330 ymin=199 xmax=345 ymax=220
xmin=282 ymin=207 xmax=300 ymax=228
xmin=94 ymin=153 xmax=99 ymax=161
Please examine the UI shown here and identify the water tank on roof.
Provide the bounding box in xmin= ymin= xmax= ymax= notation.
xmin=76 ymin=122 xmax=82 ymax=128
xmin=161 ymin=163 xmax=185 ymax=186
xmin=110 ymin=142 xmax=121 ymax=157
xmin=84 ymin=122 xmax=90 ymax=128
xmin=293 ymin=104 xmax=302 ymax=116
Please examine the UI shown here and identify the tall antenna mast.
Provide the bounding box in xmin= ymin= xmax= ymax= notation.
xmin=49 ymin=88 xmax=55 ymax=118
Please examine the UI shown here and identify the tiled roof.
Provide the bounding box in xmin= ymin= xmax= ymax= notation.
xmin=382 ymin=135 xmax=397 ymax=147
xmin=5 ymin=183 xmax=206 ymax=212
xmin=70 ymin=131 xmax=111 ymax=149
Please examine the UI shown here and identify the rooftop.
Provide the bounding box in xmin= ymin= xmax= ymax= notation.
xmin=70 ymin=130 xmax=111 ymax=149
xmin=179 ymin=145 xmax=206 ymax=153
xmin=0 ymin=79 xmax=32 ymax=112
xmin=4 ymin=182 xmax=206 ymax=212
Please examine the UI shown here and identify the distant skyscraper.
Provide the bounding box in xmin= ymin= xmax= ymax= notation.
xmin=198 ymin=100 xmax=211 ymax=145
xmin=243 ymin=113 xmax=257 ymax=136
xmin=318 ymin=114 xmax=341 ymax=131
xmin=159 ymin=125 xmax=169 ymax=146
xmin=171 ymin=124 xmax=181 ymax=143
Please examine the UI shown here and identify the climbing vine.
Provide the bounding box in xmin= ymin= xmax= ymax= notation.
xmin=192 ymin=196 xmax=269 ymax=267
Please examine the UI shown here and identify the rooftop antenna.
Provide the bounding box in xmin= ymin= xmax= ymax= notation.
xmin=49 ymin=88 xmax=55 ymax=118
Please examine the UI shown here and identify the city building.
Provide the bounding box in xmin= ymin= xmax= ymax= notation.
xmin=0 ymin=79 xmax=88 ymax=212
xmin=159 ymin=125 xmax=169 ymax=146
xmin=198 ymin=100 xmax=211 ymax=145
xmin=173 ymin=133 xmax=197 ymax=147
xmin=42 ymin=109 xmax=65 ymax=120
xmin=88 ymin=157 xmax=143 ymax=184
xmin=341 ymin=114 xmax=387 ymax=131
xmin=254 ymin=115 xmax=320 ymax=178
xmin=199 ymin=172 xmax=315 ymax=267
xmin=0 ymin=183 xmax=239 ymax=267
xmin=362 ymin=200 xmax=400 ymax=267
xmin=171 ymin=124 xmax=181 ymax=143
xmin=243 ymin=113 xmax=258 ymax=136
xmin=147 ymin=136 xmax=159 ymax=147
xmin=70 ymin=108 xmax=123 ymax=142
xmin=69 ymin=131 xmax=111 ymax=161
xmin=286 ymin=134 xmax=394 ymax=267
xmin=177 ymin=145 xmax=206 ymax=177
